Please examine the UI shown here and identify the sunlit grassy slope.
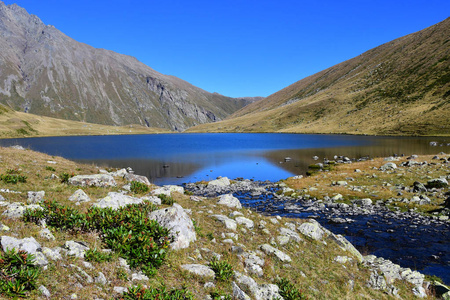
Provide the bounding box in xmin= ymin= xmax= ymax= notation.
xmin=188 ymin=17 xmax=450 ymax=136
xmin=0 ymin=105 xmax=170 ymax=138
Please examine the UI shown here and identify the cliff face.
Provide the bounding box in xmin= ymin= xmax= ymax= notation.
xmin=0 ymin=2 xmax=251 ymax=131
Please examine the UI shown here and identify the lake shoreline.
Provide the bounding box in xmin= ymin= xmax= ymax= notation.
xmin=0 ymin=146 xmax=449 ymax=298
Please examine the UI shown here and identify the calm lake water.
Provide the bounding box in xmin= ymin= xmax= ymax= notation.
xmin=1 ymin=133 xmax=449 ymax=283
xmin=0 ymin=133 xmax=448 ymax=185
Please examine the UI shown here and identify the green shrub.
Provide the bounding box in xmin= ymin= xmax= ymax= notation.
xmin=210 ymin=291 xmax=232 ymax=300
xmin=276 ymin=278 xmax=308 ymax=300
xmin=24 ymin=200 xmax=87 ymax=232
xmin=209 ymin=259 xmax=233 ymax=282
xmin=45 ymin=166 xmax=56 ymax=172
xmin=130 ymin=181 xmax=149 ymax=194
xmin=158 ymin=194 xmax=174 ymax=205
xmin=0 ymin=173 xmax=27 ymax=184
xmin=0 ymin=249 xmax=41 ymax=297
xmin=119 ymin=284 xmax=194 ymax=300
xmin=84 ymin=248 xmax=114 ymax=263
xmin=24 ymin=200 xmax=171 ymax=277
xmin=59 ymin=172 xmax=74 ymax=183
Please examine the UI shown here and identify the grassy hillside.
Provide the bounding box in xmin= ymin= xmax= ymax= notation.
xmin=0 ymin=105 xmax=170 ymax=138
xmin=188 ymin=18 xmax=450 ymax=136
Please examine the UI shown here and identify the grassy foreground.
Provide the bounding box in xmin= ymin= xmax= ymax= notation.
xmin=0 ymin=147 xmax=445 ymax=299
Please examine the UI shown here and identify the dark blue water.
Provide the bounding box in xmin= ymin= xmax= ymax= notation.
xmin=0 ymin=133 xmax=448 ymax=185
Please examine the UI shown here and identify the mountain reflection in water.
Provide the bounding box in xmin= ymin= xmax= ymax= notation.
xmin=0 ymin=133 xmax=448 ymax=185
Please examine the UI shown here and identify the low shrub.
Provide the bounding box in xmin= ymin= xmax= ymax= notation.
xmin=59 ymin=172 xmax=74 ymax=183
xmin=158 ymin=194 xmax=174 ymax=205
xmin=276 ymin=278 xmax=308 ymax=300
xmin=119 ymin=284 xmax=194 ymax=300
xmin=84 ymin=248 xmax=114 ymax=263
xmin=209 ymin=259 xmax=233 ymax=282
xmin=0 ymin=249 xmax=41 ymax=297
xmin=0 ymin=174 xmax=27 ymax=184
xmin=45 ymin=166 xmax=56 ymax=172
xmin=130 ymin=181 xmax=149 ymax=194
xmin=210 ymin=291 xmax=232 ymax=300
xmin=24 ymin=200 xmax=171 ymax=277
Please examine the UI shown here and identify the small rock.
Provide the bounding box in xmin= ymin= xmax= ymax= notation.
xmin=27 ymin=191 xmax=45 ymax=204
xmin=180 ymin=264 xmax=215 ymax=278
xmin=39 ymin=228 xmax=55 ymax=240
xmin=235 ymin=217 xmax=254 ymax=229
xmin=39 ymin=285 xmax=51 ymax=298
xmin=95 ymin=272 xmax=108 ymax=285
xmin=68 ymin=189 xmax=91 ymax=203
xmin=64 ymin=241 xmax=89 ymax=258
xmin=217 ymin=194 xmax=242 ymax=209
xmin=259 ymin=244 xmax=292 ymax=262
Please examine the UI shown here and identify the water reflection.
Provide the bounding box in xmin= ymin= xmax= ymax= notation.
xmin=0 ymin=133 xmax=448 ymax=185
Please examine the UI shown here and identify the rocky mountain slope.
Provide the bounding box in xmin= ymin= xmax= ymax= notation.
xmin=189 ymin=18 xmax=450 ymax=136
xmin=0 ymin=2 xmax=254 ymax=132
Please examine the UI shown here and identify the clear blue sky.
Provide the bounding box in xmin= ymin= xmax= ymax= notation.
xmin=3 ymin=0 xmax=450 ymax=98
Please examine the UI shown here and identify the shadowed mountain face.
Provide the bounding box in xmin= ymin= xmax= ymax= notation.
xmin=189 ymin=18 xmax=450 ymax=136
xmin=0 ymin=2 xmax=255 ymax=131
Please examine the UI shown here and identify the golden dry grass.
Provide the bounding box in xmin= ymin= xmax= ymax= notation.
xmin=0 ymin=105 xmax=170 ymax=139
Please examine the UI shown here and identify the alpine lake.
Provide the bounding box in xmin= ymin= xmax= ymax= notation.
xmin=0 ymin=133 xmax=449 ymax=284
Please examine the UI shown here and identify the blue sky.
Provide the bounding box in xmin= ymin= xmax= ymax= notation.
xmin=4 ymin=0 xmax=450 ymax=98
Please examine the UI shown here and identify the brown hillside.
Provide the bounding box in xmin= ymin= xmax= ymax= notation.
xmin=189 ymin=17 xmax=450 ymax=136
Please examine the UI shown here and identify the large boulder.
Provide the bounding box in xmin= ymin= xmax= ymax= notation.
xmin=149 ymin=203 xmax=196 ymax=250
xmin=152 ymin=185 xmax=184 ymax=197
xmin=2 ymin=203 xmax=42 ymax=219
xmin=380 ymin=162 xmax=397 ymax=171
xmin=217 ymin=194 xmax=242 ymax=209
xmin=93 ymin=192 xmax=145 ymax=209
xmin=426 ymin=178 xmax=448 ymax=189
xmin=124 ymin=173 xmax=151 ymax=186
xmin=0 ymin=236 xmax=48 ymax=266
xmin=69 ymin=174 xmax=116 ymax=187
xmin=298 ymin=220 xmax=329 ymax=241
xmin=208 ymin=177 xmax=231 ymax=187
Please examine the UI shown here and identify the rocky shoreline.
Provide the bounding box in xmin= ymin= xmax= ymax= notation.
xmin=0 ymin=146 xmax=449 ymax=299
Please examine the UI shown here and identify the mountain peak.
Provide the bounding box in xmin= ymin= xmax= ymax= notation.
xmin=0 ymin=2 xmax=251 ymax=131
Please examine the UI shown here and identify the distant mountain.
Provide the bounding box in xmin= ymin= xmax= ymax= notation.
xmin=0 ymin=2 xmax=253 ymax=131
xmin=189 ymin=18 xmax=450 ymax=136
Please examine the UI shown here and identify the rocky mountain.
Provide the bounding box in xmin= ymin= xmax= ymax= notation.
xmin=0 ymin=2 xmax=254 ymax=131
xmin=190 ymin=18 xmax=450 ymax=136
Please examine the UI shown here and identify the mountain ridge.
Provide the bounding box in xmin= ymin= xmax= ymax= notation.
xmin=189 ymin=17 xmax=450 ymax=136
xmin=0 ymin=1 xmax=255 ymax=131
